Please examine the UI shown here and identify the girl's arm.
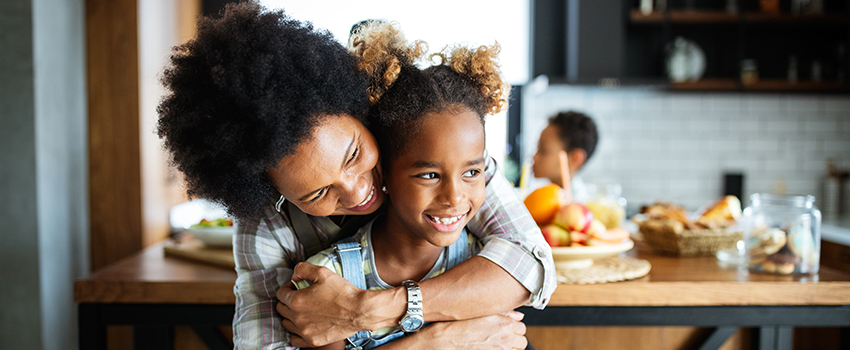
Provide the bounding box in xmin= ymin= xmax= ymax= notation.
xmin=278 ymin=156 xmax=556 ymax=347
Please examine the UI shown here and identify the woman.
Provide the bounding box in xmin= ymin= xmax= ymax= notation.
xmin=156 ymin=2 xmax=555 ymax=349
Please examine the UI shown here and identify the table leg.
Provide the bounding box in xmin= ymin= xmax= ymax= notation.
xmin=697 ymin=326 xmax=738 ymax=350
xmin=759 ymin=326 xmax=794 ymax=350
xmin=79 ymin=304 xmax=106 ymax=350
xmin=191 ymin=325 xmax=231 ymax=350
xmin=134 ymin=325 xmax=174 ymax=350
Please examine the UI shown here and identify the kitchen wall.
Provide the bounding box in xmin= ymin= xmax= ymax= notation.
xmin=0 ymin=0 xmax=87 ymax=349
xmin=521 ymin=82 xmax=850 ymax=214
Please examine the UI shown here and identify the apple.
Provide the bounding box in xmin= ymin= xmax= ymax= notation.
xmin=569 ymin=231 xmax=588 ymax=245
xmin=586 ymin=219 xmax=607 ymax=239
xmin=541 ymin=224 xmax=569 ymax=247
xmin=553 ymin=202 xmax=593 ymax=233
xmin=593 ymin=227 xmax=630 ymax=244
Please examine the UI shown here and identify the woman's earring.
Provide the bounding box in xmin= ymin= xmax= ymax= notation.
xmin=381 ymin=185 xmax=388 ymax=194
xmin=275 ymin=195 xmax=286 ymax=213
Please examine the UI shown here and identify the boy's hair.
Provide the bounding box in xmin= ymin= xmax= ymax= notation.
xmin=548 ymin=111 xmax=598 ymax=162
xmin=156 ymin=1 xmax=369 ymax=219
xmin=348 ymin=21 xmax=508 ymax=163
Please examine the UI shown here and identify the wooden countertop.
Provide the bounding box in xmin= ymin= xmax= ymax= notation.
xmin=75 ymin=240 xmax=850 ymax=307
xmin=550 ymin=241 xmax=850 ymax=307
xmin=74 ymin=241 xmax=237 ymax=304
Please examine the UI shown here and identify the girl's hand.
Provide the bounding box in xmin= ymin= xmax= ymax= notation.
xmin=276 ymin=263 xmax=401 ymax=348
xmin=409 ymin=312 xmax=528 ymax=350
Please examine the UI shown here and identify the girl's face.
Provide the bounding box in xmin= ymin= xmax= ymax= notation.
xmin=383 ymin=107 xmax=486 ymax=247
xmin=268 ymin=114 xmax=384 ymax=217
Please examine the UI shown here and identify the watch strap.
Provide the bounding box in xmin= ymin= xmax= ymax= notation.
xmin=401 ymin=280 xmax=423 ymax=332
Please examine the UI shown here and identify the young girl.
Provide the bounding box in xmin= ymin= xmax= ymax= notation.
xmin=296 ymin=22 xmax=509 ymax=349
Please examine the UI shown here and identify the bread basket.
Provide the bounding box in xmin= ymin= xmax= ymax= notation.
xmin=638 ymin=219 xmax=742 ymax=257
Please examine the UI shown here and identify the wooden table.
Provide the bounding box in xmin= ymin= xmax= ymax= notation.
xmin=75 ymin=241 xmax=850 ymax=350
xmin=75 ymin=241 xmax=236 ymax=350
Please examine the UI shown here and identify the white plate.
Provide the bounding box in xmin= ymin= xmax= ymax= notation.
xmin=187 ymin=226 xmax=236 ymax=247
xmin=550 ymin=239 xmax=634 ymax=269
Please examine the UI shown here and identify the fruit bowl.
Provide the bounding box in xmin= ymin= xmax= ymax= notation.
xmin=187 ymin=226 xmax=236 ymax=248
xmin=550 ymin=239 xmax=634 ymax=270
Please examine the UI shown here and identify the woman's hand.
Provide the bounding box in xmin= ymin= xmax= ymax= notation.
xmin=392 ymin=311 xmax=528 ymax=350
xmin=276 ymin=263 xmax=404 ymax=348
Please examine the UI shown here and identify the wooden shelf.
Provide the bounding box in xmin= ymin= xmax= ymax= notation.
xmin=743 ymin=12 xmax=848 ymax=24
xmin=631 ymin=9 xmax=848 ymax=25
xmin=669 ymin=78 xmax=847 ymax=92
xmin=670 ymin=78 xmax=739 ymax=91
xmin=742 ymin=79 xmax=848 ymax=92
xmin=631 ymin=9 xmax=738 ymax=24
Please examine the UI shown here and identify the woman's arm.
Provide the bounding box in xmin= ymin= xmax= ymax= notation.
xmin=278 ymin=156 xmax=556 ymax=346
xmin=233 ymin=206 xmax=308 ymax=350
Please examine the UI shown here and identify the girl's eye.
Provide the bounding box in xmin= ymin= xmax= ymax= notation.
xmin=464 ymin=169 xmax=481 ymax=178
xmin=309 ymin=187 xmax=327 ymax=203
xmin=417 ymin=172 xmax=438 ymax=180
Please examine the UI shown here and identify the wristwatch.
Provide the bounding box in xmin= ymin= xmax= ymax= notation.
xmin=399 ymin=280 xmax=424 ymax=332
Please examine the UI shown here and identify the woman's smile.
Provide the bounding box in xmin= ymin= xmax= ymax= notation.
xmin=267 ymin=114 xmax=385 ymax=217
xmin=348 ymin=183 xmax=377 ymax=212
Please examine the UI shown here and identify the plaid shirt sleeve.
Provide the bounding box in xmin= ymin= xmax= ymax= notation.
xmin=466 ymin=156 xmax=557 ymax=309
xmin=232 ymin=206 xmax=305 ymax=350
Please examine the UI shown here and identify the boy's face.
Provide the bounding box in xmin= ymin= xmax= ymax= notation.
xmin=532 ymin=124 xmax=567 ymax=184
xmin=384 ymin=107 xmax=486 ymax=248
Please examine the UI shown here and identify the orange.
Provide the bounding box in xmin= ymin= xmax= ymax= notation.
xmin=523 ymin=184 xmax=567 ymax=225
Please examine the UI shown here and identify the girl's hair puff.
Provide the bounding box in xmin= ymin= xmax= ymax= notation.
xmin=354 ymin=23 xmax=509 ymax=164
xmin=348 ymin=21 xmax=428 ymax=105
xmin=431 ymin=44 xmax=508 ymax=116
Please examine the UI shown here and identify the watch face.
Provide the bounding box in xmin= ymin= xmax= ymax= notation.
xmin=401 ymin=316 xmax=423 ymax=332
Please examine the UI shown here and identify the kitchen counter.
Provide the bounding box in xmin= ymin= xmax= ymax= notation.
xmin=823 ymin=216 xmax=850 ymax=246
xmin=75 ymin=240 xmax=850 ymax=350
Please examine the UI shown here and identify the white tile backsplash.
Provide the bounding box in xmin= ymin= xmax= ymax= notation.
xmin=521 ymin=85 xmax=850 ymax=212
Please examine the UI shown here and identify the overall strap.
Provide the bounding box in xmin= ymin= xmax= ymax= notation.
xmin=333 ymin=237 xmax=371 ymax=348
xmin=445 ymin=230 xmax=469 ymax=270
xmin=286 ymin=201 xmax=326 ymax=257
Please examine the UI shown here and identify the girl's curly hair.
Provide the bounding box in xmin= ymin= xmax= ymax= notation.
xmin=348 ymin=21 xmax=428 ymax=106
xmin=156 ymin=1 xmax=368 ymax=219
xmin=350 ymin=22 xmax=508 ymax=163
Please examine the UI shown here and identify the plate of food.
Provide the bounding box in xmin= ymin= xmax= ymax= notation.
xmin=523 ymin=184 xmax=634 ymax=269
xmin=187 ymin=218 xmax=236 ymax=247
xmin=550 ymin=238 xmax=634 ymax=269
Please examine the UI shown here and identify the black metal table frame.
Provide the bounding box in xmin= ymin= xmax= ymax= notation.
xmin=79 ymin=304 xmax=850 ymax=350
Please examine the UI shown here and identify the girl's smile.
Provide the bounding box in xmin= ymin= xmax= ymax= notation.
xmin=379 ymin=106 xmax=486 ymax=248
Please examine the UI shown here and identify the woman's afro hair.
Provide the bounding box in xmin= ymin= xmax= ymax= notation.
xmin=157 ymin=1 xmax=368 ymax=219
xmin=348 ymin=21 xmax=508 ymax=163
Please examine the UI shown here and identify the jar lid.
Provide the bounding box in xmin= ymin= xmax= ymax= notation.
xmin=750 ymin=193 xmax=816 ymax=208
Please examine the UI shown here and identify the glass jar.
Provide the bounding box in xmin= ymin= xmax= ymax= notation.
xmin=742 ymin=194 xmax=821 ymax=275
xmin=584 ymin=183 xmax=627 ymax=229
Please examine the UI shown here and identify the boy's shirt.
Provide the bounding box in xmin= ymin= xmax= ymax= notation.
xmin=302 ymin=217 xmax=482 ymax=340
xmin=571 ymin=175 xmax=590 ymax=203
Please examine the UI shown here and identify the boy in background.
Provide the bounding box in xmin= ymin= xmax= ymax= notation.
xmin=531 ymin=111 xmax=598 ymax=202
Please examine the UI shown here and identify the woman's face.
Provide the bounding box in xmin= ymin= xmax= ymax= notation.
xmin=383 ymin=108 xmax=486 ymax=247
xmin=268 ymin=114 xmax=384 ymax=217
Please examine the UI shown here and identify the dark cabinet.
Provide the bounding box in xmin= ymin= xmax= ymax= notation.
xmin=531 ymin=0 xmax=627 ymax=84
xmin=530 ymin=0 xmax=850 ymax=92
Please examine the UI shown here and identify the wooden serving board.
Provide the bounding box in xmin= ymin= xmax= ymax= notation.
xmin=163 ymin=238 xmax=235 ymax=269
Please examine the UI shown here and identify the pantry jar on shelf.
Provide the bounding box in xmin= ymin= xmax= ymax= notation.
xmin=743 ymin=194 xmax=821 ymax=275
